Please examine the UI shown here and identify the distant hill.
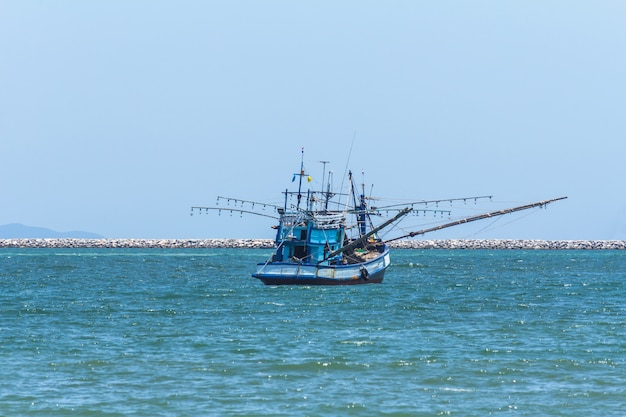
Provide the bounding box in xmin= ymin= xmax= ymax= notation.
xmin=0 ymin=223 xmax=104 ymax=239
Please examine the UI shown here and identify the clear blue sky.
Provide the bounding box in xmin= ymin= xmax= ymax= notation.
xmin=1 ymin=1 xmax=625 ymax=240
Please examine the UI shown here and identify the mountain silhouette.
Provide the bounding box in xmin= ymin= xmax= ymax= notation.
xmin=0 ymin=223 xmax=103 ymax=239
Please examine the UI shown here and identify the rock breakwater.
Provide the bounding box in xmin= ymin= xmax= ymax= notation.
xmin=391 ymin=239 xmax=626 ymax=250
xmin=0 ymin=238 xmax=625 ymax=250
xmin=0 ymin=238 xmax=275 ymax=249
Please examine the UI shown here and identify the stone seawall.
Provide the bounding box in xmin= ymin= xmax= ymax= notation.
xmin=0 ymin=238 xmax=625 ymax=250
xmin=391 ymin=239 xmax=626 ymax=250
xmin=0 ymin=238 xmax=275 ymax=249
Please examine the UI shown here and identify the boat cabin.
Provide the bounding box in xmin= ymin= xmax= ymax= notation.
xmin=273 ymin=211 xmax=346 ymax=265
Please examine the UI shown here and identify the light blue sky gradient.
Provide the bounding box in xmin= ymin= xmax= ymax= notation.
xmin=1 ymin=1 xmax=625 ymax=239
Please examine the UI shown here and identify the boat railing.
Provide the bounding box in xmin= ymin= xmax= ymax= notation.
xmin=311 ymin=213 xmax=346 ymax=229
xmin=280 ymin=212 xmax=307 ymax=227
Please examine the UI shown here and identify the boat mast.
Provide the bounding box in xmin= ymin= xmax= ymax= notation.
xmin=358 ymin=172 xmax=368 ymax=237
xmin=347 ymin=170 xmax=364 ymax=239
xmin=324 ymin=170 xmax=333 ymax=212
xmin=320 ymin=161 xmax=329 ymax=196
xmin=319 ymin=160 xmax=331 ymax=212
xmin=296 ymin=147 xmax=305 ymax=210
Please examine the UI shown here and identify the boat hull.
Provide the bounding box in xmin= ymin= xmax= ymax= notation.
xmin=252 ymin=251 xmax=391 ymax=285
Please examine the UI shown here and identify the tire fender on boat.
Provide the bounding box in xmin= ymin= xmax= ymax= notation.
xmin=360 ymin=266 xmax=370 ymax=281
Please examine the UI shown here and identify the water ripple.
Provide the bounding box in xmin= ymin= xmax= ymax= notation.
xmin=0 ymin=249 xmax=625 ymax=415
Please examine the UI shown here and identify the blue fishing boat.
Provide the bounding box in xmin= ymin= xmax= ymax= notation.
xmin=192 ymin=150 xmax=566 ymax=285
xmin=249 ymin=190 xmax=410 ymax=286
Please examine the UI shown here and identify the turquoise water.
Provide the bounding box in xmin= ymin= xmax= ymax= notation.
xmin=1 ymin=248 xmax=625 ymax=416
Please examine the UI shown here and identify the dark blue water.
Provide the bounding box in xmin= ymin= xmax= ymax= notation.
xmin=1 ymin=248 xmax=625 ymax=416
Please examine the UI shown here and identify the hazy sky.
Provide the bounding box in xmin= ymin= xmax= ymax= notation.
xmin=2 ymin=1 xmax=625 ymax=240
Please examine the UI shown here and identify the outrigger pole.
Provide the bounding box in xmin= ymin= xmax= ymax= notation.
xmin=323 ymin=207 xmax=412 ymax=261
xmin=385 ymin=196 xmax=568 ymax=243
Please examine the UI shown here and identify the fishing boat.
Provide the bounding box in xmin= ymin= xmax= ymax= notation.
xmin=192 ymin=150 xmax=566 ymax=285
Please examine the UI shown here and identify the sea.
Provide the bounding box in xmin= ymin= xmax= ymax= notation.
xmin=1 ymin=248 xmax=625 ymax=416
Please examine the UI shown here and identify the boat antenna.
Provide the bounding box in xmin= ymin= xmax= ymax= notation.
xmin=339 ymin=130 xmax=356 ymax=198
xmin=340 ymin=131 xmax=357 ymax=212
